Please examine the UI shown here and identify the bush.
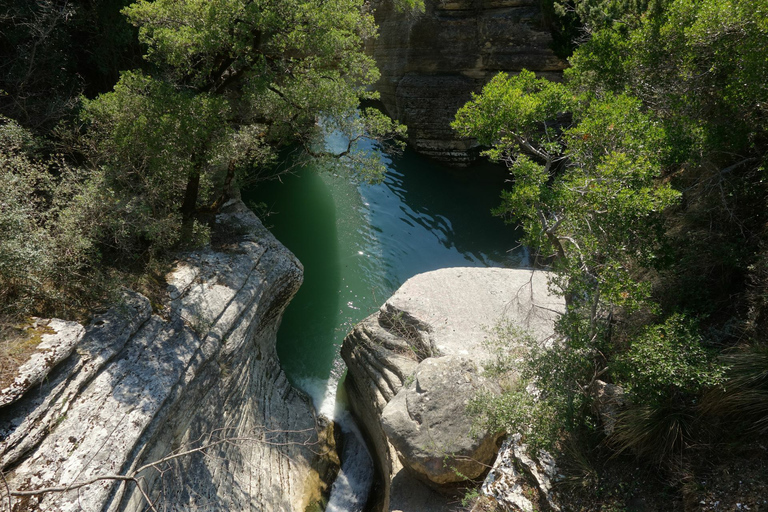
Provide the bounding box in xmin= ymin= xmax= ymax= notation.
xmin=0 ymin=116 xmax=105 ymax=317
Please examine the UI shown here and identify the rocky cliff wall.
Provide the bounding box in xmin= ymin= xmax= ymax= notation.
xmin=0 ymin=199 xmax=337 ymax=512
xmin=341 ymin=267 xmax=563 ymax=511
xmin=371 ymin=0 xmax=568 ymax=164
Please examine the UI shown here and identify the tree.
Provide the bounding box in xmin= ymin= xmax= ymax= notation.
xmin=454 ymin=0 xmax=768 ymax=464
xmin=452 ymin=70 xmax=680 ymax=437
xmin=81 ymin=0 xmax=407 ymax=256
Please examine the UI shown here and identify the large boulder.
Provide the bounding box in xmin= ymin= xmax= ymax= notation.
xmin=341 ymin=267 xmax=563 ymax=511
xmin=0 ymin=199 xmax=337 ymax=512
xmin=382 ymin=355 xmax=502 ymax=485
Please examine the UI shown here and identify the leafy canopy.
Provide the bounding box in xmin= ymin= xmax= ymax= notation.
xmin=79 ymin=0 xmax=406 ymax=257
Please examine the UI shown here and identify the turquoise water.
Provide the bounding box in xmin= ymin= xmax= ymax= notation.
xmin=242 ymin=143 xmax=526 ymax=386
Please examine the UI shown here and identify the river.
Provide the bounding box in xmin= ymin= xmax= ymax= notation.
xmin=242 ymin=140 xmax=525 ymax=510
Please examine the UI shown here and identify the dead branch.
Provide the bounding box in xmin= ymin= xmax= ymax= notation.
xmin=0 ymin=426 xmax=318 ymax=511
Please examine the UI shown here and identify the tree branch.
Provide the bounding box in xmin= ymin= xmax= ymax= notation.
xmin=3 ymin=427 xmax=318 ymax=510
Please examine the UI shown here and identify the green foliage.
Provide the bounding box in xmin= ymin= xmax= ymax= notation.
xmin=0 ymin=117 xmax=104 ymax=316
xmin=469 ymin=322 xmax=587 ymax=451
xmin=553 ymin=0 xmax=664 ymax=32
xmin=616 ymin=314 xmax=725 ymax=401
xmin=703 ymin=344 xmax=768 ymax=433
xmin=1 ymin=0 xmax=408 ymax=319
xmin=81 ymin=71 xmax=231 ymax=255
xmin=454 ymin=72 xmax=679 ymax=324
xmin=611 ymin=400 xmax=695 ymax=463
xmin=455 ymin=0 xmax=768 ymax=467
xmin=75 ymin=0 xmax=406 ymax=260
xmin=567 ymin=0 xmax=768 ymax=161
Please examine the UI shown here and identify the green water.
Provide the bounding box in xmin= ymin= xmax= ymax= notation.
xmin=242 ymin=144 xmax=526 ymax=388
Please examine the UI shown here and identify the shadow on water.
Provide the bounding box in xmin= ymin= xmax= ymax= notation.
xmin=360 ymin=146 xmax=525 ymax=290
xmin=247 ymin=169 xmax=343 ymax=382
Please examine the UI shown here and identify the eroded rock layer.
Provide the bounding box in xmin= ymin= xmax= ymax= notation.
xmin=0 ymin=200 xmax=337 ymax=512
xmin=341 ymin=267 xmax=563 ymax=511
xmin=371 ymin=0 xmax=568 ymax=164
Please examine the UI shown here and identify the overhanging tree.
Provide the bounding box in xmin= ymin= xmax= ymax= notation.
xmin=453 ymin=70 xmax=681 ymax=433
xmin=81 ymin=0 xmax=407 ymax=255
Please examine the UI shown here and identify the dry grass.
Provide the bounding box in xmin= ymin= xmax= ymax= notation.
xmin=0 ymin=319 xmax=53 ymax=390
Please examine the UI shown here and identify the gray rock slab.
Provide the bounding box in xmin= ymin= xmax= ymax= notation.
xmin=387 ymin=267 xmax=562 ymax=366
xmin=0 ymin=200 xmax=333 ymax=512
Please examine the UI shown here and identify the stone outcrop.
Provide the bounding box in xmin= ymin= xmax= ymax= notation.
xmin=370 ymin=0 xmax=568 ymax=164
xmin=478 ymin=434 xmax=560 ymax=512
xmin=341 ymin=267 xmax=563 ymax=511
xmin=0 ymin=319 xmax=85 ymax=409
xmin=381 ymin=355 xmax=501 ymax=485
xmin=0 ymin=199 xmax=337 ymax=512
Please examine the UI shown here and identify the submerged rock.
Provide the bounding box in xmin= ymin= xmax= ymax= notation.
xmin=342 ymin=267 xmax=563 ymax=511
xmin=0 ymin=199 xmax=337 ymax=512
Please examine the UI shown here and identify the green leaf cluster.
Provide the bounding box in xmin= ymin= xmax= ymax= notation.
xmin=454 ymin=0 xmax=768 ymax=463
xmin=76 ymin=0 xmax=406 ymax=259
xmin=0 ymin=117 xmax=105 ymax=316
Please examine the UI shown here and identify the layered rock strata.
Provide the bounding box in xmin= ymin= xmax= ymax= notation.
xmin=370 ymin=0 xmax=568 ymax=164
xmin=0 ymin=199 xmax=337 ymax=512
xmin=341 ymin=267 xmax=563 ymax=511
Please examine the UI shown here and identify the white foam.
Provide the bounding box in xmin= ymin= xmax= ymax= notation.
xmin=299 ymin=375 xmax=374 ymax=512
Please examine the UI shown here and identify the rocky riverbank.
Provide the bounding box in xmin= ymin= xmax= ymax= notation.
xmin=0 ymin=199 xmax=337 ymax=512
xmin=341 ymin=267 xmax=564 ymax=511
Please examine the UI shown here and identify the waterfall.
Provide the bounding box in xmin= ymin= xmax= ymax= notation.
xmin=301 ymin=375 xmax=374 ymax=512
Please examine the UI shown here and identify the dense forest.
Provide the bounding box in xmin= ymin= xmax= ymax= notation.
xmin=1 ymin=0 xmax=768 ymax=508
xmin=455 ymin=0 xmax=768 ymax=508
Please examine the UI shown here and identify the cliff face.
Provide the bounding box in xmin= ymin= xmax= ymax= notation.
xmin=371 ymin=0 xmax=568 ymax=164
xmin=341 ymin=267 xmax=563 ymax=511
xmin=0 ymin=200 xmax=337 ymax=512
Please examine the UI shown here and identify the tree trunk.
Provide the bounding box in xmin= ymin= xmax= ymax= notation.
xmin=181 ymin=169 xmax=200 ymax=221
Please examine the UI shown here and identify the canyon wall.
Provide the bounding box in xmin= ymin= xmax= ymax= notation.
xmin=371 ymin=0 xmax=568 ymax=164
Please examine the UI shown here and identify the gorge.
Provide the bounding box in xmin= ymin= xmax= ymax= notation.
xmin=370 ymin=0 xmax=567 ymax=164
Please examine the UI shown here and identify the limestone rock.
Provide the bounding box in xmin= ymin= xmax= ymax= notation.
xmin=0 ymin=199 xmax=336 ymax=512
xmin=0 ymin=319 xmax=85 ymax=409
xmin=342 ymin=267 xmax=563 ymax=511
xmin=371 ymin=0 xmax=568 ymax=164
xmin=382 ymin=355 xmax=503 ymax=484
xmin=480 ymin=434 xmax=560 ymax=512
xmin=592 ymin=379 xmax=627 ymax=436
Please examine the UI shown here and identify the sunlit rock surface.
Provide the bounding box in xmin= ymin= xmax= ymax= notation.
xmin=0 ymin=199 xmax=337 ymax=512
xmin=342 ymin=267 xmax=563 ymax=511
